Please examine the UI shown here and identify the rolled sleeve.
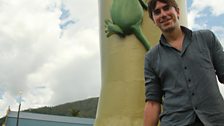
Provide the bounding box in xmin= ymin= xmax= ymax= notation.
xmin=144 ymin=53 xmax=162 ymax=103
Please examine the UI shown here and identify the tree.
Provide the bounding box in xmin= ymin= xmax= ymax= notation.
xmin=70 ymin=108 xmax=80 ymax=117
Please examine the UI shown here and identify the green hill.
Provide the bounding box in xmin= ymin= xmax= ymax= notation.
xmin=0 ymin=97 xmax=98 ymax=125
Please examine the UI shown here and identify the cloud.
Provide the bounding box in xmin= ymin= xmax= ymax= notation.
xmin=0 ymin=0 xmax=100 ymax=117
xmin=188 ymin=0 xmax=224 ymax=29
xmin=0 ymin=89 xmax=4 ymax=99
xmin=191 ymin=0 xmax=224 ymax=16
xmin=0 ymin=0 xmax=61 ymax=115
xmin=218 ymin=83 xmax=224 ymax=98
xmin=211 ymin=26 xmax=224 ymax=46
xmin=188 ymin=0 xmax=224 ymax=47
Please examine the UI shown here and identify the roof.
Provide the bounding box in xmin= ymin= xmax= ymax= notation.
xmin=7 ymin=111 xmax=94 ymax=125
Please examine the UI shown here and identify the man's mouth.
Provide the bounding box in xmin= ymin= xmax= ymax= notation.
xmin=160 ymin=18 xmax=171 ymax=24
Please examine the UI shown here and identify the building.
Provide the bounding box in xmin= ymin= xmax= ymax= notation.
xmin=4 ymin=111 xmax=94 ymax=126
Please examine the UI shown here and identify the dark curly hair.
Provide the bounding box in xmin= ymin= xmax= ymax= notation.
xmin=148 ymin=0 xmax=179 ymax=20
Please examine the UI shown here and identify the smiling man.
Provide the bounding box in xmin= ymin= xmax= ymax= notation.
xmin=144 ymin=0 xmax=224 ymax=126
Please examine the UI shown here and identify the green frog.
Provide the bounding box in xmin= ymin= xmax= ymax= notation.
xmin=105 ymin=0 xmax=150 ymax=50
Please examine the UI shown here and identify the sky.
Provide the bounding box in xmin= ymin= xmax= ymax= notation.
xmin=0 ymin=0 xmax=224 ymax=118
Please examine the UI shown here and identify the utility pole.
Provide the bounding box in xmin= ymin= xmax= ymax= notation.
xmin=16 ymin=91 xmax=22 ymax=126
xmin=16 ymin=103 xmax=21 ymax=126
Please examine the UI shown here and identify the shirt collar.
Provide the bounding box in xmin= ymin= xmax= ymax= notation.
xmin=159 ymin=26 xmax=193 ymax=47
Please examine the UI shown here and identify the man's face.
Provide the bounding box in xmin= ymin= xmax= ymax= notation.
xmin=152 ymin=1 xmax=180 ymax=33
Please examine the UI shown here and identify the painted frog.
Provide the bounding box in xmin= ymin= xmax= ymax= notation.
xmin=105 ymin=0 xmax=150 ymax=50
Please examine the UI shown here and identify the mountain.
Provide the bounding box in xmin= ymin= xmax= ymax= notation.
xmin=0 ymin=97 xmax=99 ymax=125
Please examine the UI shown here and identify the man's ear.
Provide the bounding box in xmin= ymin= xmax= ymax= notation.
xmin=152 ymin=16 xmax=156 ymax=24
xmin=176 ymin=7 xmax=180 ymax=19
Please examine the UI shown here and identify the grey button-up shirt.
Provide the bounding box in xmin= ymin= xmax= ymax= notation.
xmin=144 ymin=26 xmax=224 ymax=126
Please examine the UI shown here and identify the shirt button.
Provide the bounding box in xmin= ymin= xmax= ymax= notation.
xmin=188 ymin=79 xmax=191 ymax=82
xmin=184 ymin=66 xmax=187 ymax=70
xmin=192 ymin=92 xmax=195 ymax=96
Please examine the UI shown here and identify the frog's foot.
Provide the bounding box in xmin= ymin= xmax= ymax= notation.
xmin=105 ymin=19 xmax=124 ymax=37
xmin=131 ymin=23 xmax=150 ymax=50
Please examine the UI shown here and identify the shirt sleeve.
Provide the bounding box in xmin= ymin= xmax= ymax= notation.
xmin=209 ymin=31 xmax=224 ymax=83
xmin=144 ymin=52 xmax=163 ymax=103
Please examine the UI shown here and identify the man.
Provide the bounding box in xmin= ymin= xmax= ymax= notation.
xmin=144 ymin=0 xmax=224 ymax=126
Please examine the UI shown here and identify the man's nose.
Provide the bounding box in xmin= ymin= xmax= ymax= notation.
xmin=159 ymin=9 xmax=167 ymax=17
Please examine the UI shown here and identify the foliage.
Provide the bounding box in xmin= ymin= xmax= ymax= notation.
xmin=70 ymin=108 xmax=80 ymax=117
xmin=0 ymin=117 xmax=6 ymax=125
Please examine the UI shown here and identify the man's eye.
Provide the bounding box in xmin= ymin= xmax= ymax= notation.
xmin=153 ymin=9 xmax=161 ymax=15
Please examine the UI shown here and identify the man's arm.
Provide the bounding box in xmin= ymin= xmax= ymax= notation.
xmin=144 ymin=100 xmax=161 ymax=126
xmin=207 ymin=31 xmax=224 ymax=83
xmin=144 ymin=48 xmax=162 ymax=126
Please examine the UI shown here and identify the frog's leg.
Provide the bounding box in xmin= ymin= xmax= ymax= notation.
xmin=105 ymin=19 xmax=124 ymax=37
xmin=131 ymin=21 xmax=150 ymax=50
xmin=138 ymin=0 xmax=148 ymax=10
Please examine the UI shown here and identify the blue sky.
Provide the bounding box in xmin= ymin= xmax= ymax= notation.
xmin=0 ymin=0 xmax=224 ymax=118
xmin=191 ymin=8 xmax=224 ymax=28
xmin=187 ymin=0 xmax=224 ymax=47
xmin=188 ymin=1 xmax=224 ymax=27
